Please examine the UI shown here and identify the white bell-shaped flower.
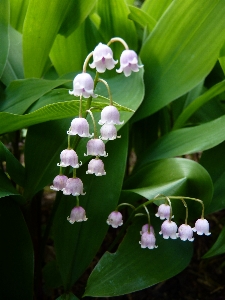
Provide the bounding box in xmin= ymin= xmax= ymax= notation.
xmin=106 ymin=211 xmax=123 ymax=228
xmin=139 ymin=232 xmax=158 ymax=249
xmin=159 ymin=220 xmax=178 ymax=239
xmin=50 ymin=175 xmax=68 ymax=191
xmin=155 ymin=204 xmax=172 ymax=220
xmin=62 ymin=177 xmax=85 ymax=196
xmin=67 ymin=206 xmax=88 ymax=224
xmin=86 ymin=158 xmax=106 ymax=176
xmin=67 ymin=117 xmax=94 ymax=138
xmin=57 ymin=149 xmax=81 ymax=168
xmin=100 ymin=124 xmax=121 ymax=140
xmin=89 ymin=43 xmax=118 ymax=73
xmin=84 ymin=139 xmax=108 ymax=157
xmin=178 ymin=224 xmax=194 ymax=241
xmin=69 ymin=73 xmax=96 ymax=98
xmin=116 ymin=49 xmax=143 ymax=77
xmin=140 ymin=224 xmax=155 ymax=235
xmin=192 ymin=218 xmax=211 ymax=236
xmin=98 ymin=105 xmax=124 ymax=125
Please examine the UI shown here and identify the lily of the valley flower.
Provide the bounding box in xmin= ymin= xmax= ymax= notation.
xmin=84 ymin=139 xmax=108 ymax=157
xmin=57 ymin=149 xmax=81 ymax=168
xmin=192 ymin=218 xmax=211 ymax=236
xmin=178 ymin=224 xmax=194 ymax=241
xmin=100 ymin=124 xmax=121 ymax=140
xmin=140 ymin=224 xmax=155 ymax=235
xmin=67 ymin=206 xmax=88 ymax=223
xmin=67 ymin=117 xmax=94 ymax=138
xmin=99 ymin=105 xmax=124 ymax=125
xmin=50 ymin=175 xmax=68 ymax=191
xmin=116 ymin=50 xmax=143 ymax=77
xmin=69 ymin=73 xmax=96 ymax=98
xmin=159 ymin=220 xmax=178 ymax=239
xmin=62 ymin=177 xmax=85 ymax=196
xmin=155 ymin=204 xmax=172 ymax=220
xmin=139 ymin=232 xmax=158 ymax=249
xmin=89 ymin=43 xmax=118 ymax=73
xmin=106 ymin=211 xmax=123 ymax=228
xmin=86 ymin=158 xmax=106 ymax=176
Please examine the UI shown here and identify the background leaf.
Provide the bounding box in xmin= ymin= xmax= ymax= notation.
xmin=0 ymin=0 xmax=9 ymax=78
xmin=203 ymin=225 xmax=225 ymax=258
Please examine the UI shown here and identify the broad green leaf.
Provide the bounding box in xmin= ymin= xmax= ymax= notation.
xmin=53 ymin=126 xmax=129 ymax=290
xmin=56 ymin=293 xmax=79 ymax=300
xmin=10 ymin=0 xmax=29 ymax=32
xmin=43 ymin=260 xmax=63 ymax=289
xmin=0 ymin=197 xmax=33 ymax=300
xmin=84 ymin=218 xmax=193 ymax=297
xmin=58 ymin=0 xmax=97 ymax=37
xmin=136 ymin=0 xmax=225 ymax=120
xmin=128 ymin=5 xmax=156 ymax=32
xmin=0 ymin=141 xmax=25 ymax=187
xmin=97 ymin=0 xmax=138 ymax=58
xmin=0 ymin=0 xmax=9 ymax=78
xmin=50 ymin=23 xmax=88 ymax=76
xmin=124 ymin=158 xmax=213 ymax=220
xmin=219 ymin=40 xmax=225 ymax=75
xmin=173 ymin=80 xmax=225 ymax=129
xmin=23 ymin=0 xmax=77 ymax=77
xmin=141 ymin=0 xmax=173 ymax=21
xmin=1 ymin=78 xmax=70 ymax=114
xmin=137 ymin=115 xmax=225 ymax=168
xmin=200 ymin=141 xmax=225 ymax=214
xmin=1 ymin=26 xmax=24 ymax=86
xmin=203 ymin=225 xmax=225 ymax=258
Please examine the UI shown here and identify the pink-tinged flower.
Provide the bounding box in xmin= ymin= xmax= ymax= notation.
xmin=69 ymin=73 xmax=96 ymax=98
xmin=106 ymin=211 xmax=123 ymax=228
xmin=159 ymin=220 xmax=178 ymax=239
xmin=89 ymin=43 xmax=118 ymax=73
xmin=67 ymin=117 xmax=94 ymax=138
xmin=50 ymin=175 xmax=68 ymax=191
xmin=98 ymin=105 xmax=124 ymax=125
xmin=155 ymin=204 xmax=172 ymax=220
xmin=62 ymin=178 xmax=85 ymax=196
xmin=86 ymin=158 xmax=106 ymax=176
xmin=116 ymin=50 xmax=143 ymax=77
xmin=192 ymin=218 xmax=211 ymax=236
xmin=140 ymin=224 xmax=155 ymax=235
xmin=178 ymin=224 xmax=194 ymax=242
xmin=67 ymin=206 xmax=88 ymax=224
xmin=100 ymin=124 xmax=121 ymax=140
xmin=84 ymin=139 xmax=108 ymax=157
xmin=139 ymin=232 xmax=158 ymax=249
xmin=57 ymin=149 xmax=81 ymax=168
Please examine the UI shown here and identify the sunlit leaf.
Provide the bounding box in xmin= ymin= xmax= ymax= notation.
xmin=0 ymin=0 xmax=9 ymax=78
xmin=203 ymin=226 xmax=225 ymax=258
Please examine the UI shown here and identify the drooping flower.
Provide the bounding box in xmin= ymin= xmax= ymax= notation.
xmin=192 ymin=218 xmax=211 ymax=236
xmin=86 ymin=158 xmax=106 ymax=176
xmin=67 ymin=206 xmax=88 ymax=224
xmin=57 ymin=149 xmax=81 ymax=168
xmin=50 ymin=175 xmax=68 ymax=191
xmin=106 ymin=211 xmax=123 ymax=228
xmin=155 ymin=204 xmax=172 ymax=220
xmin=98 ymin=105 xmax=124 ymax=125
xmin=62 ymin=177 xmax=85 ymax=196
xmin=84 ymin=139 xmax=108 ymax=157
xmin=139 ymin=232 xmax=158 ymax=249
xmin=140 ymin=224 xmax=155 ymax=235
xmin=99 ymin=124 xmax=121 ymax=140
xmin=178 ymin=224 xmax=194 ymax=241
xmin=69 ymin=73 xmax=96 ymax=98
xmin=159 ymin=220 xmax=178 ymax=239
xmin=89 ymin=43 xmax=118 ymax=73
xmin=67 ymin=117 xmax=94 ymax=138
xmin=116 ymin=49 xmax=143 ymax=77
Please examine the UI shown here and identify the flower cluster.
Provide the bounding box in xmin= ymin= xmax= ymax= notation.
xmin=50 ymin=38 xmax=142 ymax=224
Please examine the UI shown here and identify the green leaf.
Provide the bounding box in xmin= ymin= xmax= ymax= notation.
xmin=43 ymin=260 xmax=63 ymax=289
xmin=56 ymin=293 xmax=79 ymax=300
xmin=23 ymin=0 xmax=80 ymax=77
xmin=0 ymin=0 xmax=9 ymax=78
xmin=141 ymin=0 xmax=173 ymax=21
xmin=173 ymin=80 xmax=225 ymax=129
xmin=53 ymin=126 xmax=129 ymax=290
xmin=10 ymin=0 xmax=29 ymax=32
xmin=1 ymin=26 xmax=24 ymax=86
xmin=97 ymin=0 xmax=138 ymax=58
xmin=50 ymin=23 xmax=88 ymax=76
xmin=136 ymin=0 xmax=225 ymax=120
xmin=0 ymin=197 xmax=33 ymax=300
xmin=128 ymin=5 xmax=156 ymax=32
xmin=137 ymin=115 xmax=225 ymax=167
xmin=203 ymin=225 xmax=225 ymax=258
xmin=84 ymin=218 xmax=193 ymax=297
